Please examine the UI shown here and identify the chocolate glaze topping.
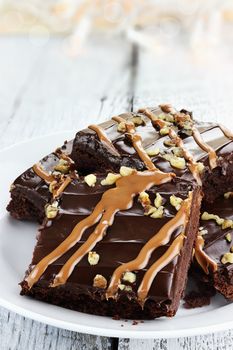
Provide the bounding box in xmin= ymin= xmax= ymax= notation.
xmin=7 ymin=103 xmax=233 ymax=316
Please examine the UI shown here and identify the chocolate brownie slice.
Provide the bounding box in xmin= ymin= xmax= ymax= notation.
xmin=7 ymin=141 xmax=74 ymax=223
xmin=193 ymin=194 xmax=233 ymax=300
xmin=21 ymin=172 xmax=201 ymax=319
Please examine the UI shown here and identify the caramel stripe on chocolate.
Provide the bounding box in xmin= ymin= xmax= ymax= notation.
xmin=26 ymin=170 xmax=175 ymax=289
xmin=139 ymin=108 xmax=202 ymax=184
xmin=33 ymin=163 xmax=72 ymax=199
xmin=140 ymin=108 xmax=218 ymax=170
xmin=192 ymin=126 xmax=217 ymax=169
xmin=194 ymin=235 xmax=217 ymax=274
xmin=88 ymin=124 xmax=120 ymax=156
xmin=112 ymin=116 xmax=156 ymax=170
xmin=106 ymin=195 xmax=191 ymax=300
xmin=219 ymin=124 xmax=233 ymax=141
xmin=137 ymin=233 xmax=185 ymax=302
xmin=33 ymin=163 xmax=55 ymax=183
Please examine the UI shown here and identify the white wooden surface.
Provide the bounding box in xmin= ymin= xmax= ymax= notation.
xmin=1 ymin=36 xmax=233 ymax=350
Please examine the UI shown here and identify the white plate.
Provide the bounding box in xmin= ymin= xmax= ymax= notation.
xmin=1 ymin=131 xmax=233 ymax=339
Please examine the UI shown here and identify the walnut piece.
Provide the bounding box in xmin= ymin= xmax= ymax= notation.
xmin=45 ymin=201 xmax=59 ymax=219
xmin=170 ymin=195 xmax=183 ymax=211
xmin=154 ymin=193 xmax=163 ymax=208
xmin=146 ymin=147 xmax=160 ymax=156
xmin=117 ymin=121 xmax=126 ymax=132
xmin=160 ymin=126 xmax=170 ymax=135
xmin=122 ymin=271 xmax=136 ymax=283
xmin=88 ymin=251 xmax=100 ymax=265
xmin=163 ymin=153 xmax=186 ymax=170
xmin=221 ymin=252 xmax=233 ymax=264
xmin=120 ymin=166 xmax=135 ymax=177
xmin=93 ymin=274 xmax=107 ymax=289
xmin=225 ymin=233 xmax=232 ymax=243
xmin=101 ymin=173 xmax=121 ymax=186
xmin=132 ymin=115 xmax=145 ymax=126
xmin=54 ymin=159 xmax=70 ymax=174
xmin=201 ymin=212 xmax=224 ymax=226
xmin=84 ymin=174 xmax=97 ymax=187
xmin=150 ymin=206 xmax=164 ymax=219
xmin=138 ymin=191 xmax=151 ymax=207
xmin=224 ymin=192 xmax=233 ymax=199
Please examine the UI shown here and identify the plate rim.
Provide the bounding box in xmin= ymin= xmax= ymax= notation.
xmin=1 ymin=132 xmax=233 ymax=339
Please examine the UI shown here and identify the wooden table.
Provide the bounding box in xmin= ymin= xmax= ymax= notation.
xmin=1 ymin=35 xmax=233 ymax=350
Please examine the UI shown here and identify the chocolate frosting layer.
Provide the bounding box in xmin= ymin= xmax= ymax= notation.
xmin=24 ymin=175 xmax=197 ymax=305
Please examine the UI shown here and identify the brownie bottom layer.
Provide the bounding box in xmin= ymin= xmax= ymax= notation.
xmin=7 ymin=189 xmax=45 ymax=224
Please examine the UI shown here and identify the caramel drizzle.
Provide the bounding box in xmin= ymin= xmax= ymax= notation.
xmin=26 ymin=170 xmax=175 ymax=289
xmin=112 ymin=116 xmax=156 ymax=171
xmin=53 ymin=177 xmax=72 ymax=198
xmin=139 ymin=108 xmax=202 ymax=184
xmin=106 ymin=195 xmax=191 ymax=300
xmin=88 ymin=124 xmax=119 ymax=155
xmin=194 ymin=235 xmax=217 ymax=275
xmin=219 ymin=124 xmax=233 ymax=141
xmin=33 ymin=157 xmax=73 ymax=199
xmin=33 ymin=163 xmax=54 ymax=183
xmin=139 ymin=108 xmax=218 ymax=170
xmin=192 ymin=126 xmax=217 ymax=169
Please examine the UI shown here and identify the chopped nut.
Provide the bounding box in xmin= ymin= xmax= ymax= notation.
xmin=122 ymin=271 xmax=136 ymax=283
xmin=170 ymin=156 xmax=186 ymax=170
xmin=101 ymin=173 xmax=121 ymax=186
xmin=164 ymin=139 xmax=175 ymax=147
xmin=201 ymin=212 xmax=224 ymax=226
xmin=162 ymin=153 xmax=186 ymax=170
xmin=150 ymin=206 xmax=164 ymax=219
xmin=154 ymin=193 xmax=163 ymax=208
xmin=145 ymin=205 xmax=157 ymax=216
xmin=132 ymin=115 xmax=145 ymax=126
xmin=222 ymin=219 xmax=233 ymax=230
xmin=146 ymin=147 xmax=160 ymax=156
xmin=49 ymin=180 xmax=57 ymax=193
xmin=224 ymin=192 xmax=233 ymax=199
xmin=160 ymin=127 xmax=170 ymax=136
xmin=199 ymin=228 xmax=208 ymax=236
xmin=117 ymin=121 xmax=126 ymax=132
xmin=138 ymin=191 xmax=151 ymax=207
xmin=170 ymin=195 xmax=183 ymax=211
xmin=118 ymin=284 xmax=126 ymax=291
xmin=221 ymin=252 xmax=233 ymax=264
xmin=120 ymin=166 xmax=135 ymax=177
xmin=157 ymin=112 xmax=174 ymax=123
xmin=124 ymin=285 xmax=133 ymax=292
xmin=225 ymin=233 xmax=232 ymax=243
xmin=88 ymin=251 xmax=100 ymax=265
xmin=197 ymin=162 xmax=205 ymax=173
xmin=171 ymin=147 xmax=184 ymax=158
xmin=84 ymin=174 xmax=97 ymax=187
xmin=45 ymin=201 xmax=59 ymax=219
xmin=93 ymin=274 xmax=107 ymax=289
xmin=54 ymin=159 xmax=70 ymax=174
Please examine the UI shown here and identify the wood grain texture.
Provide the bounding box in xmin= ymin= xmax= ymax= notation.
xmin=1 ymin=36 xmax=233 ymax=350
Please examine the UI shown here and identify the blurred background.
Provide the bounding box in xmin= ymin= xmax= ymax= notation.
xmin=0 ymin=0 xmax=232 ymax=56
xmin=0 ymin=0 xmax=233 ymax=147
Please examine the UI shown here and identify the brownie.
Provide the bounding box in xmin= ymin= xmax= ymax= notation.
xmin=193 ymin=194 xmax=233 ymax=301
xmin=7 ymin=141 xmax=74 ymax=223
xmin=7 ymin=103 xmax=233 ymax=318
xmin=21 ymin=173 xmax=201 ymax=319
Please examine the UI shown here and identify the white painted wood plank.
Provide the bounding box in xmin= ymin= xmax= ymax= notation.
xmin=0 ymin=307 xmax=112 ymax=350
xmin=0 ymin=36 xmax=132 ymax=148
xmin=0 ymin=36 xmax=132 ymax=350
xmin=121 ymin=44 xmax=233 ymax=350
